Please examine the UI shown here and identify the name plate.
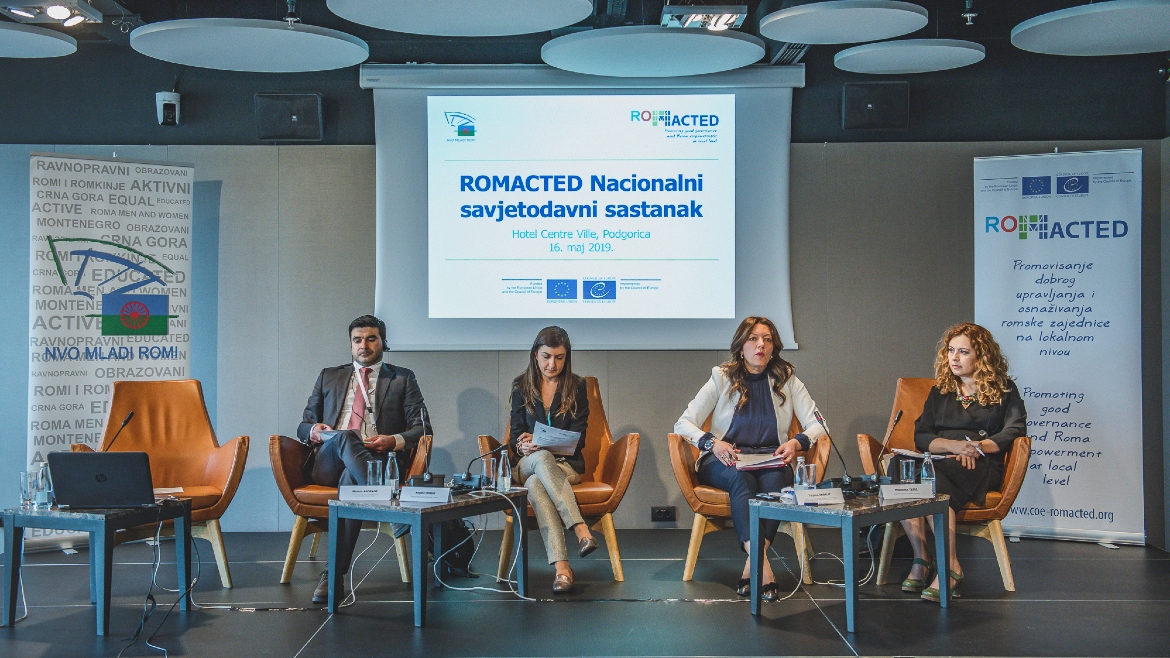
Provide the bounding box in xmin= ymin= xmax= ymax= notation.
xmin=879 ymin=483 xmax=934 ymax=501
xmin=338 ymin=486 xmax=396 ymax=502
xmin=795 ymin=488 xmax=844 ymax=505
xmin=399 ymin=486 xmax=452 ymax=505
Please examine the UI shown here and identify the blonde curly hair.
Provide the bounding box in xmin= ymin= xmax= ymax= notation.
xmin=934 ymin=322 xmax=1012 ymax=406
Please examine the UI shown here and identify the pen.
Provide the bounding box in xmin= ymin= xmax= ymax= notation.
xmin=964 ymin=434 xmax=986 ymax=457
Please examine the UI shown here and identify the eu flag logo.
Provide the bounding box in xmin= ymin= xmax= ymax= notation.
xmin=546 ymin=279 xmax=577 ymax=299
xmin=583 ymin=280 xmax=616 ymax=299
xmin=1022 ymin=176 xmax=1051 ymax=196
xmin=1056 ymin=176 xmax=1088 ymax=195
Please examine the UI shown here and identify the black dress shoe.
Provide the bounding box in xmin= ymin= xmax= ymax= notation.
xmin=735 ymin=578 xmax=751 ymax=596
xmin=578 ymin=535 xmax=599 ymax=558
xmin=312 ymin=570 xmax=349 ymax=604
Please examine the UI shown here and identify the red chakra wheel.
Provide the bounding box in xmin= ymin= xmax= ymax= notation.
xmin=120 ymin=300 xmax=150 ymax=330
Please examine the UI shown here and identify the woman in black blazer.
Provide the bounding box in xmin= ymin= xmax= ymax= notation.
xmin=896 ymin=323 xmax=1027 ymax=603
xmin=507 ymin=326 xmax=598 ymax=593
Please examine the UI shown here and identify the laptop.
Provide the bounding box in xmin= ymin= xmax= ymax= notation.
xmin=47 ymin=452 xmax=158 ymax=509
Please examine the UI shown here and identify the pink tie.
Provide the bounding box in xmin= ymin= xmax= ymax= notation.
xmin=348 ymin=367 xmax=372 ymax=430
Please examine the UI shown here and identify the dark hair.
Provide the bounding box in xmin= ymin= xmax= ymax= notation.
xmin=513 ymin=325 xmax=581 ymax=417
xmin=720 ymin=316 xmax=794 ymax=408
xmin=348 ymin=315 xmax=386 ymax=345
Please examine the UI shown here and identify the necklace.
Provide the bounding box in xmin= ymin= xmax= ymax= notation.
xmin=957 ymin=390 xmax=978 ymax=408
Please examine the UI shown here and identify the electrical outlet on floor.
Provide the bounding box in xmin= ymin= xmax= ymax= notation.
xmin=651 ymin=506 xmax=676 ymax=523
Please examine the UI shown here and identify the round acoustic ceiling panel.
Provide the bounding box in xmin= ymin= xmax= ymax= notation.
xmin=835 ymin=38 xmax=985 ymax=74
xmin=0 ymin=22 xmax=77 ymax=58
xmin=327 ymin=0 xmax=593 ymax=36
xmin=758 ymin=0 xmax=928 ymax=45
xmin=1012 ymin=0 xmax=1170 ymax=56
xmin=542 ymin=26 xmax=765 ymax=78
xmin=130 ymin=19 xmax=368 ymax=73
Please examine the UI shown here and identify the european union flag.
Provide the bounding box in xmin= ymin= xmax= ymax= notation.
xmin=1022 ymin=176 xmax=1051 ymax=196
xmin=546 ymin=279 xmax=577 ymax=299
xmin=1056 ymin=175 xmax=1089 ymax=195
xmin=583 ymin=280 xmax=616 ymax=299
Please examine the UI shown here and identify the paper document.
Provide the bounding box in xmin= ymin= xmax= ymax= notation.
xmin=532 ymin=422 xmax=581 ymax=456
xmin=735 ymin=453 xmax=786 ymax=471
xmin=891 ymin=448 xmax=946 ymax=461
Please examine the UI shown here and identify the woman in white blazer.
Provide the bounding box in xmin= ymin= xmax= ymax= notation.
xmin=674 ymin=316 xmax=825 ymax=600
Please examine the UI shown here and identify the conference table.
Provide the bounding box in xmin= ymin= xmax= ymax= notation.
xmin=748 ymin=493 xmax=950 ymax=633
xmin=328 ymin=489 xmax=529 ymax=626
xmin=2 ymin=500 xmax=193 ymax=636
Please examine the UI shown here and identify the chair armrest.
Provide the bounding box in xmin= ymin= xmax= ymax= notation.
xmin=201 ymin=436 xmax=249 ymax=519
xmin=72 ymin=444 xmax=96 ymax=453
xmin=598 ymin=432 xmax=639 ymax=501
xmin=857 ymin=433 xmax=883 ymax=477
xmin=992 ymin=436 xmax=1031 ymax=516
xmin=668 ymin=433 xmax=705 ymax=512
xmin=478 ymin=434 xmax=502 ymax=458
xmin=808 ymin=434 xmax=832 ymax=484
xmin=407 ymin=435 xmax=432 ymax=479
xmin=269 ymin=435 xmax=310 ymax=512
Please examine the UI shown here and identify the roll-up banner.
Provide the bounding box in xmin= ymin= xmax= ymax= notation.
xmin=974 ymin=149 xmax=1143 ymax=544
xmin=27 ymin=153 xmax=192 ymax=550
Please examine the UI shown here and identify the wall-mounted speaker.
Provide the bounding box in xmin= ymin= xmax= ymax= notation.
xmin=255 ymin=93 xmax=323 ymax=141
xmin=841 ymin=82 xmax=908 ymax=130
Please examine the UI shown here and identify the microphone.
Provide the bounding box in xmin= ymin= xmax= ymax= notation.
xmin=878 ymin=409 xmax=904 ymax=458
xmin=462 ymin=444 xmax=506 ymax=481
xmin=419 ymin=404 xmax=434 ymax=483
xmin=104 ymin=411 xmax=134 ymax=452
xmin=814 ymin=409 xmax=851 ymax=487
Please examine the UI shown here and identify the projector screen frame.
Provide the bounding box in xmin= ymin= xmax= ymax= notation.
xmin=363 ymin=64 xmax=805 ymax=351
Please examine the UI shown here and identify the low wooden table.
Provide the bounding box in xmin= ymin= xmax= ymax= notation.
xmin=2 ymin=500 xmax=193 ymax=636
xmin=749 ymin=494 xmax=951 ymax=632
xmin=328 ymin=489 xmax=529 ymax=626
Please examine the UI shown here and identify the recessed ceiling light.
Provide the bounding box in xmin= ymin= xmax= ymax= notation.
xmin=8 ymin=7 xmax=36 ymax=18
xmin=44 ymin=4 xmax=70 ymax=19
xmin=63 ymin=14 xmax=84 ymax=26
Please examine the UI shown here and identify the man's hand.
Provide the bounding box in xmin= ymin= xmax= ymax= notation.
xmin=772 ymin=438 xmax=800 ymax=465
xmin=516 ymin=432 xmax=537 ymax=456
xmin=309 ymin=423 xmax=331 ymax=445
xmin=363 ymin=435 xmax=400 ymax=453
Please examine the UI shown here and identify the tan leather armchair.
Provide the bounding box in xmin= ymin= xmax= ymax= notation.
xmin=270 ymin=434 xmax=431 ymax=584
xmin=856 ymin=377 xmax=1032 ymax=591
xmin=668 ymin=415 xmax=829 ymax=583
xmin=72 ymin=379 xmax=248 ymax=588
xmin=478 ymin=376 xmax=640 ymax=581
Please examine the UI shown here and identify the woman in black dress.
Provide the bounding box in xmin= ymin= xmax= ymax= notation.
xmin=897 ymin=323 xmax=1026 ymax=602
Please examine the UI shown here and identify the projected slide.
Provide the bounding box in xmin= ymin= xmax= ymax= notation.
xmin=427 ymin=94 xmax=735 ymax=319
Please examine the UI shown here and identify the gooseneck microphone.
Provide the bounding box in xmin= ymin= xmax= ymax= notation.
xmin=104 ymin=411 xmax=135 ymax=452
xmin=814 ymin=409 xmax=851 ymax=487
xmin=462 ymin=444 xmax=507 ymax=482
xmin=878 ymin=409 xmax=904 ymax=459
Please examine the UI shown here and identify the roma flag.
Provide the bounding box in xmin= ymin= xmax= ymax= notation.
xmin=101 ymin=293 xmax=170 ymax=336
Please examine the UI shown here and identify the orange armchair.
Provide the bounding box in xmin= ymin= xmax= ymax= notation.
xmin=668 ymin=415 xmax=829 ymax=583
xmin=270 ymin=434 xmax=431 ymax=584
xmin=856 ymin=377 xmax=1032 ymax=591
xmin=478 ymin=376 xmax=640 ymax=581
xmin=72 ymin=379 xmax=248 ymax=588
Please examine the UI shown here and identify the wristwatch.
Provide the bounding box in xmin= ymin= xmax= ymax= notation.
xmin=700 ymin=435 xmax=715 ymax=452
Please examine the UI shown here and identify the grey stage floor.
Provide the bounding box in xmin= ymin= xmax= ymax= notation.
xmin=0 ymin=525 xmax=1167 ymax=657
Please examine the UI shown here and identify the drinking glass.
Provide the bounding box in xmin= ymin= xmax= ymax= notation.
xmin=367 ymin=460 xmax=383 ymax=487
xmin=19 ymin=471 xmax=33 ymax=509
xmin=899 ymin=459 xmax=917 ymax=484
xmin=801 ymin=463 xmax=817 ymax=488
xmin=481 ymin=457 xmax=494 ymax=490
xmin=384 ymin=457 xmax=399 ymax=496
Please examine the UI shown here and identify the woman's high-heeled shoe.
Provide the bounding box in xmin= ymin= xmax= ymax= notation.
xmin=921 ymin=569 xmax=962 ymax=602
xmin=735 ymin=578 xmax=751 ymax=596
xmin=760 ymin=582 xmax=780 ymax=602
xmin=901 ymin=557 xmax=936 ymax=593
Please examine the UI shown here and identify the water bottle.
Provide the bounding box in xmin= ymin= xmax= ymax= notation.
xmin=384 ymin=457 xmax=399 ymax=498
xmin=33 ymin=461 xmax=53 ymax=509
xmin=496 ymin=454 xmax=512 ymax=493
xmin=920 ymin=452 xmax=936 ymax=495
xmin=793 ymin=456 xmax=807 ymax=490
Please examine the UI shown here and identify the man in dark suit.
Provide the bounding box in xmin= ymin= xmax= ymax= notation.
xmin=297 ymin=314 xmax=428 ymax=604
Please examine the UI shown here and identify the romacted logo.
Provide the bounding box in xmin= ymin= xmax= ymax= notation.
xmin=46 ymin=236 xmax=176 ymax=336
xmin=629 ymin=109 xmax=720 ymax=128
xmin=444 ymin=112 xmax=476 ymax=137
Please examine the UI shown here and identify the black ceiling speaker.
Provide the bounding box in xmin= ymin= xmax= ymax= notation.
xmin=255 ymin=93 xmax=323 ymax=141
xmin=841 ymin=81 xmax=908 ymax=130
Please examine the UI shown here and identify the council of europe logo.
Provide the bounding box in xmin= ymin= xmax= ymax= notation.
xmin=547 ymin=279 xmax=577 ymax=299
xmin=1057 ymin=175 xmax=1089 ymax=195
xmin=583 ymin=280 xmax=616 ymax=299
xmin=444 ymin=112 xmax=476 ymax=137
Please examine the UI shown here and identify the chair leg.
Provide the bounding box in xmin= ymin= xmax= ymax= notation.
xmin=496 ymin=513 xmax=515 ymax=583
xmin=281 ymin=516 xmax=309 ymax=584
xmin=193 ymin=519 xmax=233 ymax=589
xmin=591 ymin=513 xmax=624 ymax=582
xmin=876 ymin=522 xmax=902 ymax=586
xmin=309 ymin=532 xmax=322 ymax=559
xmin=683 ymin=514 xmax=712 ymax=581
xmin=968 ymin=519 xmax=1016 ymax=592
